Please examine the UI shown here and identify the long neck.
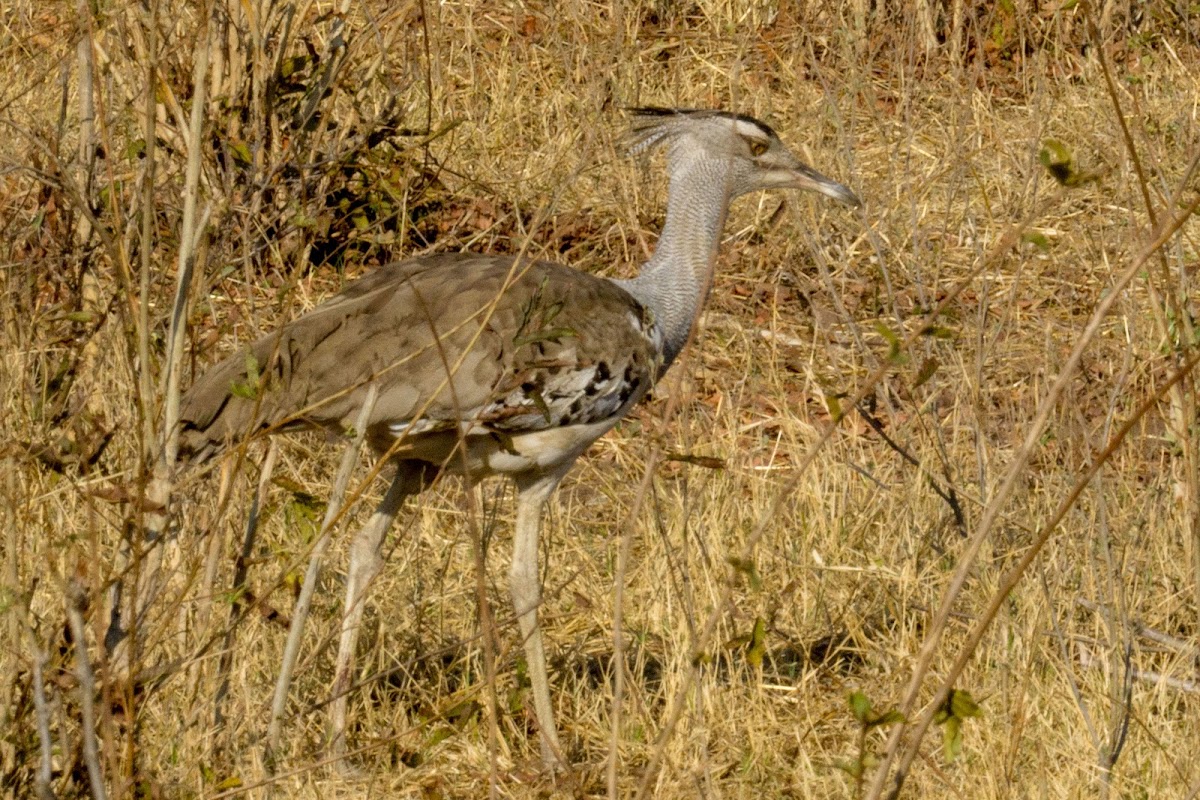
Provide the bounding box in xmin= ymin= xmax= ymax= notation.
xmin=616 ymin=159 xmax=734 ymax=369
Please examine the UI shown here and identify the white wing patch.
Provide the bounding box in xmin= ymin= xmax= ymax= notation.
xmin=385 ymin=312 xmax=663 ymax=440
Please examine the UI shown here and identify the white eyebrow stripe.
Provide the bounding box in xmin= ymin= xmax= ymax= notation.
xmin=732 ymin=119 xmax=771 ymax=140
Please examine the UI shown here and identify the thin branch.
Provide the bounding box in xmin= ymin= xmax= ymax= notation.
xmin=66 ymin=578 xmax=107 ymax=800
xmin=213 ymin=441 xmax=280 ymax=727
xmin=158 ymin=0 xmax=214 ymax=470
xmin=872 ymin=199 xmax=1200 ymax=799
xmin=27 ymin=632 xmax=56 ymax=799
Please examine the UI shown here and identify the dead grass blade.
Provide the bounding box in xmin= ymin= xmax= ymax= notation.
xmin=869 ymin=195 xmax=1200 ymax=800
xmin=634 ymin=189 xmax=1055 ymax=797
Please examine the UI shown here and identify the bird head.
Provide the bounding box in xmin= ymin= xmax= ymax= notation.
xmin=626 ymin=107 xmax=860 ymax=207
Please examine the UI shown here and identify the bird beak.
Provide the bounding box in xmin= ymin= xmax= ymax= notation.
xmin=783 ymin=161 xmax=861 ymax=207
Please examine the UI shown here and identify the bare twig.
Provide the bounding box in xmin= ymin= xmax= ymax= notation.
xmin=157 ymin=0 xmax=213 ymax=470
xmin=870 ymin=199 xmax=1200 ymax=800
xmin=66 ymin=577 xmax=108 ymax=800
xmin=1039 ymin=565 xmax=1102 ymax=749
xmin=1076 ymin=645 xmax=1200 ymax=694
xmin=1087 ymin=3 xmax=1200 ymax=642
xmin=136 ymin=0 xmax=160 ymax=460
xmin=27 ymin=631 xmax=56 ymax=799
xmin=108 ymin=0 xmax=215 ymax=681
xmin=213 ymin=441 xmax=280 ymax=727
xmin=74 ymin=0 xmax=96 ymax=249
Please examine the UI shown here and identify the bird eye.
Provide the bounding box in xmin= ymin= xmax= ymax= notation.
xmin=747 ymin=139 xmax=769 ymax=157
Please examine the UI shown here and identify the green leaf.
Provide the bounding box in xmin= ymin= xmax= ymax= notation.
xmin=849 ymin=690 xmax=906 ymax=728
xmin=874 ymin=321 xmax=905 ymax=363
xmin=934 ymin=689 xmax=982 ymax=761
xmin=287 ymin=491 xmax=325 ymax=515
xmin=949 ymin=688 xmax=983 ymax=719
xmin=824 ymin=392 xmax=843 ymax=422
xmin=273 ymin=477 xmax=325 ymax=524
xmin=726 ymin=557 xmax=762 ymax=591
xmin=280 ymin=55 xmax=309 ymax=79
xmin=912 ymin=357 xmax=938 ymax=389
xmin=542 ymin=300 xmax=564 ymax=324
xmin=942 ymin=715 xmax=963 ymax=761
xmin=513 ymin=327 xmax=578 ymax=348
xmin=219 ymin=585 xmax=247 ymax=606
xmin=1022 ymin=231 xmax=1050 ymax=251
xmin=746 ymin=617 xmax=767 ymax=668
xmin=849 ymin=690 xmax=873 ymax=724
xmin=834 ymin=756 xmax=865 ymax=778
xmin=1038 ymin=138 xmax=1072 ymax=182
xmin=230 ymin=350 xmax=262 ymax=399
xmin=525 ymin=385 xmax=552 ymax=423
xmin=1038 ymin=139 xmax=1100 ymax=187
xmin=228 ymin=139 xmax=252 ymax=166
xmin=869 ymin=708 xmax=907 ymax=728
xmin=921 ymin=325 xmax=955 ymax=340
xmin=443 ymin=700 xmax=481 ymax=726
xmin=425 ymin=725 xmax=454 ymax=748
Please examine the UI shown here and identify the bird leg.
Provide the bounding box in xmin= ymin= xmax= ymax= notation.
xmin=269 ymin=388 xmax=382 ymax=757
xmin=328 ymin=466 xmax=422 ymax=762
xmin=511 ymin=465 xmax=572 ymax=767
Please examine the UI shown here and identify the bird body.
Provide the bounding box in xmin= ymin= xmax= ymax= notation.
xmin=177 ymin=108 xmax=858 ymax=766
xmin=181 ymin=253 xmax=662 ymax=478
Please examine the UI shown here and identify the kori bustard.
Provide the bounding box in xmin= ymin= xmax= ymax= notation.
xmin=179 ymin=108 xmax=859 ymax=765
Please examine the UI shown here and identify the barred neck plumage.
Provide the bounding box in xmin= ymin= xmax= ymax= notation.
xmin=615 ymin=158 xmax=734 ymax=369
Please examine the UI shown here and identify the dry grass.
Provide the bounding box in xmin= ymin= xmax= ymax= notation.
xmin=2 ymin=1 xmax=1199 ymax=798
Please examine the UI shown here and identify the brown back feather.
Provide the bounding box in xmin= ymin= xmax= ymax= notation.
xmin=178 ymin=253 xmax=659 ymax=464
